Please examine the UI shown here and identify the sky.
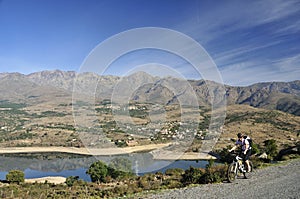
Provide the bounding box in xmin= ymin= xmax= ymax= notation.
xmin=0 ymin=0 xmax=299 ymax=86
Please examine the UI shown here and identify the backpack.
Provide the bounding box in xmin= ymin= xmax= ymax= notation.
xmin=243 ymin=135 xmax=253 ymax=148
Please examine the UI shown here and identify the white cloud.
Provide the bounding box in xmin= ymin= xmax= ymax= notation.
xmin=273 ymin=20 xmax=300 ymax=35
xmin=178 ymin=0 xmax=300 ymax=43
xmin=174 ymin=0 xmax=300 ymax=85
xmin=272 ymin=54 xmax=300 ymax=72
xmin=220 ymin=54 xmax=300 ymax=86
xmin=214 ymin=41 xmax=282 ymax=65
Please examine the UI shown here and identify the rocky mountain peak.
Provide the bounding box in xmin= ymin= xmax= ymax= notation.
xmin=0 ymin=70 xmax=299 ymax=116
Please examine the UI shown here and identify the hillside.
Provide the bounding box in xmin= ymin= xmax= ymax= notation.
xmin=216 ymin=105 xmax=300 ymax=149
xmin=26 ymin=71 xmax=300 ymax=116
xmin=0 ymin=70 xmax=299 ymax=115
xmin=0 ymin=70 xmax=299 ymax=150
xmin=225 ymin=81 xmax=300 ymax=115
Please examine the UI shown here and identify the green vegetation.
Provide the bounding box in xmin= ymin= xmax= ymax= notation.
xmin=198 ymin=114 xmax=210 ymax=131
xmin=86 ymin=159 xmax=133 ymax=183
xmin=0 ymin=102 xmax=29 ymax=134
xmin=129 ymin=109 xmax=148 ymax=119
xmin=40 ymin=111 xmax=67 ymax=117
xmin=263 ymin=139 xmax=278 ymax=159
xmin=225 ymin=110 xmax=298 ymax=133
xmin=0 ymin=102 xmax=26 ymax=109
xmin=0 ymin=160 xmax=226 ymax=198
xmin=95 ymin=107 xmax=112 ymax=114
xmin=200 ymin=159 xmax=226 ymax=184
xmin=181 ymin=166 xmax=204 ymax=185
xmin=1 ymin=147 xmax=298 ymax=199
xmin=6 ymin=170 xmax=25 ymax=184
xmin=215 ymin=139 xmax=300 ymax=170
xmin=0 ymin=101 xmax=78 ymax=147
xmin=65 ymin=176 xmax=80 ymax=187
xmin=86 ymin=161 xmax=109 ymax=183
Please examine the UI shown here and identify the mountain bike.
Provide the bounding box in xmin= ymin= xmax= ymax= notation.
xmin=227 ymin=152 xmax=253 ymax=183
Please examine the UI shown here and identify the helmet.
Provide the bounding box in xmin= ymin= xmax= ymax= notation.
xmin=237 ymin=133 xmax=243 ymax=138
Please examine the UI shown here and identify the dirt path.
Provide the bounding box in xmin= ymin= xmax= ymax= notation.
xmin=145 ymin=159 xmax=300 ymax=199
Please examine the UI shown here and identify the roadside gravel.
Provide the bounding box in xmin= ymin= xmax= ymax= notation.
xmin=143 ymin=159 xmax=300 ymax=199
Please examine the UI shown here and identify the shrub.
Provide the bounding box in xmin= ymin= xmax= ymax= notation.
xmin=200 ymin=169 xmax=222 ymax=184
xmin=138 ymin=175 xmax=152 ymax=190
xmin=199 ymin=161 xmax=227 ymax=184
xmin=165 ymin=168 xmax=185 ymax=177
xmin=113 ymin=185 xmax=128 ymax=197
xmin=251 ymin=142 xmax=260 ymax=155
xmin=65 ymin=176 xmax=79 ymax=187
xmin=215 ymin=146 xmax=233 ymax=163
xmin=162 ymin=179 xmax=182 ymax=189
xmin=263 ymin=139 xmax=278 ymax=159
xmin=6 ymin=170 xmax=24 ymax=184
xmin=86 ymin=161 xmax=108 ymax=183
xmin=181 ymin=166 xmax=204 ymax=185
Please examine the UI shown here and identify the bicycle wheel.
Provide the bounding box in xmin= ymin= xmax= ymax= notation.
xmin=227 ymin=163 xmax=237 ymax=183
xmin=243 ymin=161 xmax=254 ymax=179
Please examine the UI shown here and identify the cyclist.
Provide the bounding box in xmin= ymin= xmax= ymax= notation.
xmin=229 ymin=133 xmax=252 ymax=172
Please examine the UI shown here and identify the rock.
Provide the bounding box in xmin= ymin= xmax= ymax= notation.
xmin=258 ymin=152 xmax=268 ymax=159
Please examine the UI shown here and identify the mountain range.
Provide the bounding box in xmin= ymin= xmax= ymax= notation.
xmin=0 ymin=70 xmax=299 ymax=116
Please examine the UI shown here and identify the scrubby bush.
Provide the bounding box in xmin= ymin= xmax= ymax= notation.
xmin=199 ymin=165 xmax=227 ymax=184
xmin=165 ymin=168 xmax=185 ymax=177
xmin=215 ymin=145 xmax=233 ymax=163
xmin=263 ymin=139 xmax=278 ymax=159
xmin=87 ymin=159 xmax=135 ymax=184
xmin=86 ymin=161 xmax=108 ymax=183
xmin=138 ymin=174 xmax=155 ymax=190
xmin=181 ymin=166 xmax=204 ymax=185
xmin=65 ymin=176 xmax=79 ymax=187
xmin=6 ymin=170 xmax=24 ymax=184
xmin=162 ymin=179 xmax=183 ymax=189
xmin=199 ymin=160 xmax=227 ymax=184
xmin=251 ymin=142 xmax=260 ymax=155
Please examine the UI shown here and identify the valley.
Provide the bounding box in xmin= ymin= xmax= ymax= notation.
xmin=0 ymin=70 xmax=299 ymax=153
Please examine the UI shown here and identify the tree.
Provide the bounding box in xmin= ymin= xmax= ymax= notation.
xmin=6 ymin=170 xmax=24 ymax=184
xmin=264 ymin=139 xmax=278 ymax=159
xmin=86 ymin=160 xmax=108 ymax=183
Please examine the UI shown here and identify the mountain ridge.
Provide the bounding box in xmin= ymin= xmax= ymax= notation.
xmin=1 ymin=70 xmax=299 ymax=115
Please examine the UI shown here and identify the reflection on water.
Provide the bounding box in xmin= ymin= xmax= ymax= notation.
xmin=0 ymin=152 xmax=209 ymax=181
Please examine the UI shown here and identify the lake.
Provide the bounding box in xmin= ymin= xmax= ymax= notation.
xmin=0 ymin=152 xmax=210 ymax=181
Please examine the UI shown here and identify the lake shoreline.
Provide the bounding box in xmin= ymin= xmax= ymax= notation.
xmin=0 ymin=145 xmax=216 ymax=160
xmin=25 ymin=176 xmax=66 ymax=184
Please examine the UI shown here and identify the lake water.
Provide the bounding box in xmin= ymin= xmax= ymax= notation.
xmin=0 ymin=152 xmax=210 ymax=182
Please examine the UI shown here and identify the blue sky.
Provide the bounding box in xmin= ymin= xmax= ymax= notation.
xmin=0 ymin=0 xmax=299 ymax=86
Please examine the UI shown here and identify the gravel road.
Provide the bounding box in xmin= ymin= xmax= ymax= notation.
xmin=144 ymin=159 xmax=300 ymax=199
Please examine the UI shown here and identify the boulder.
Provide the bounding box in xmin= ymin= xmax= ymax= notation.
xmin=258 ymin=152 xmax=268 ymax=159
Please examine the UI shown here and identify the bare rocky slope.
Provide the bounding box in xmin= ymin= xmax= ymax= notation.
xmin=0 ymin=70 xmax=299 ymax=115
